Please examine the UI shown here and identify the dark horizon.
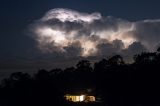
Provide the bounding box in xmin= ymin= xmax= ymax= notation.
xmin=1 ymin=50 xmax=160 ymax=105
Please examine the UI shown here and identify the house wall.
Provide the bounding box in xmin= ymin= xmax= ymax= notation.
xmin=65 ymin=95 xmax=96 ymax=102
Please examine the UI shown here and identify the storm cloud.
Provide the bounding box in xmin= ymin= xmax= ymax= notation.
xmin=30 ymin=8 xmax=160 ymax=60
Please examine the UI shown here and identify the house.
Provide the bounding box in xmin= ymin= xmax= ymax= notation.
xmin=65 ymin=94 xmax=96 ymax=102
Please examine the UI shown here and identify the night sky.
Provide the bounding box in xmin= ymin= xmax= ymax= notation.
xmin=1 ymin=0 xmax=160 ymax=79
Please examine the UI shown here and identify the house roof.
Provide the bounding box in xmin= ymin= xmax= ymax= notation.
xmin=65 ymin=88 xmax=95 ymax=95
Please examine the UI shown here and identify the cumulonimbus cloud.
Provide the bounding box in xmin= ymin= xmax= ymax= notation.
xmin=30 ymin=8 xmax=160 ymax=58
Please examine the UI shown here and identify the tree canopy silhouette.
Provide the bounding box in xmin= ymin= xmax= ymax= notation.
xmin=0 ymin=47 xmax=160 ymax=106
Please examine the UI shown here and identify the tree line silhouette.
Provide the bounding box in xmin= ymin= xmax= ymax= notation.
xmin=0 ymin=48 xmax=160 ymax=106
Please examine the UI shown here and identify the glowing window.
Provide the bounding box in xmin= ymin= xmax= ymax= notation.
xmin=80 ymin=95 xmax=84 ymax=101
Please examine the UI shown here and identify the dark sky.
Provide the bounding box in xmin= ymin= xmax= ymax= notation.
xmin=0 ymin=0 xmax=159 ymax=55
xmin=0 ymin=0 xmax=160 ymax=79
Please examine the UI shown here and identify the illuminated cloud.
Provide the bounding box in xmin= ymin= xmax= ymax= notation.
xmin=41 ymin=8 xmax=101 ymax=23
xmin=30 ymin=8 xmax=160 ymax=58
xmin=133 ymin=19 xmax=160 ymax=51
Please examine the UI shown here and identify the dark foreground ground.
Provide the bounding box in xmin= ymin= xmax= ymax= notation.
xmin=1 ymin=49 xmax=160 ymax=106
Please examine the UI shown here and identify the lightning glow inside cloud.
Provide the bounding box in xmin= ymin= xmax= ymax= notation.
xmin=31 ymin=8 xmax=160 ymax=57
xmin=42 ymin=8 xmax=102 ymax=23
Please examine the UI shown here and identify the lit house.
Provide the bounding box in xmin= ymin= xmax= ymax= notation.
xmin=64 ymin=94 xmax=96 ymax=102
